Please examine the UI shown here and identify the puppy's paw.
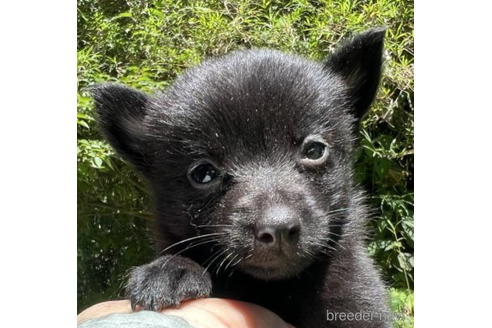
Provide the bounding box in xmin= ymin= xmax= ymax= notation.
xmin=125 ymin=255 xmax=212 ymax=311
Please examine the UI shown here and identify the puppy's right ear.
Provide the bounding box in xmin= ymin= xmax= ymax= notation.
xmin=90 ymin=83 xmax=150 ymax=172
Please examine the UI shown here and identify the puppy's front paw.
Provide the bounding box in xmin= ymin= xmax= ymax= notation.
xmin=125 ymin=255 xmax=212 ymax=311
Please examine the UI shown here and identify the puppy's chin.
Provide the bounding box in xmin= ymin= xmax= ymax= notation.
xmin=238 ymin=255 xmax=312 ymax=280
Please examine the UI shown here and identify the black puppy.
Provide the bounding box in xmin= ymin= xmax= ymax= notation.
xmin=92 ymin=27 xmax=390 ymax=328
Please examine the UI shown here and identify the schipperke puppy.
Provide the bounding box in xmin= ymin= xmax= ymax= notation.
xmin=92 ymin=27 xmax=391 ymax=328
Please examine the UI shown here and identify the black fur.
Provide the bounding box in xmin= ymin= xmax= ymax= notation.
xmin=92 ymin=28 xmax=390 ymax=327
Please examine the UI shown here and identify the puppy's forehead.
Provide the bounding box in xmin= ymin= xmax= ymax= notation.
xmin=154 ymin=50 xmax=349 ymax=158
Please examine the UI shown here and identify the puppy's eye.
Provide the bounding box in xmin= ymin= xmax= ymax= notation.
xmin=188 ymin=160 xmax=221 ymax=187
xmin=303 ymin=142 xmax=326 ymax=160
xmin=300 ymin=136 xmax=329 ymax=166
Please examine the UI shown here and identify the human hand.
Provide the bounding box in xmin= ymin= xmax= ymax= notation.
xmin=77 ymin=298 xmax=295 ymax=328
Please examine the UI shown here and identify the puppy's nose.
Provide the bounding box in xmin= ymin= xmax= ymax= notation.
xmin=255 ymin=222 xmax=301 ymax=245
xmin=255 ymin=205 xmax=301 ymax=246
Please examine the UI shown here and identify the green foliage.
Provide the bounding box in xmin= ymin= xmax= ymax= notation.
xmin=390 ymin=288 xmax=414 ymax=328
xmin=77 ymin=0 xmax=414 ymax=317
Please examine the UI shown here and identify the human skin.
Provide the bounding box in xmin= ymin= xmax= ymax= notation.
xmin=77 ymin=298 xmax=295 ymax=328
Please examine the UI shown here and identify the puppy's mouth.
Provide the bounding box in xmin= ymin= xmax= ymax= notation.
xmin=238 ymin=248 xmax=310 ymax=280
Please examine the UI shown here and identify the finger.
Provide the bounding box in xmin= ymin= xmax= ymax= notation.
xmin=77 ymin=300 xmax=132 ymax=325
xmin=161 ymin=298 xmax=294 ymax=328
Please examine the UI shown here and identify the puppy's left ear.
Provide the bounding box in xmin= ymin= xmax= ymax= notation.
xmin=324 ymin=27 xmax=386 ymax=120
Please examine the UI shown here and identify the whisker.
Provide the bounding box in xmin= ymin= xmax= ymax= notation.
xmin=317 ymin=236 xmax=346 ymax=250
xmin=160 ymin=238 xmax=221 ymax=268
xmin=326 ymin=231 xmax=343 ymax=237
xmin=194 ymin=224 xmax=233 ymax=228
xmin=226 ymin=250 xmax=253 ymax=278
xmin=326 ymin=208 xmax=350 ymax=214
xmin=159 ymin=232 xmax=227 ymax=255
xmin=227 ymin=256 xmax=243 ymax=278
xmin=203 ymin=248 xmax=229 ymax=275
xmin=200 ymin=250 xmax=221 ymax=276
xmin=223 ymin=253 xmax=240 ymax=273
xmin=216 ymin=251 xmax=235 ymax=276
xmin=324 ymin=223 xmax=347 ymax=227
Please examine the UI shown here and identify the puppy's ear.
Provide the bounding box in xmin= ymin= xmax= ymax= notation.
xmin=324 ymin=27 xmax=386 ymax=120
xmin=90 ymin=83 xmax=150 ymax=172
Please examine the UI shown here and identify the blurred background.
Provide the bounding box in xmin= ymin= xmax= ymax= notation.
xmin=77 ymin=1 xmax=413 ymax=326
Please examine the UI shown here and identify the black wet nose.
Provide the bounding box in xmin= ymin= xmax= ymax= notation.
xmin=255 ymin=222 xmax=300 ymax=245
xmin=255 ymin=206 xmax=301 ymax=246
